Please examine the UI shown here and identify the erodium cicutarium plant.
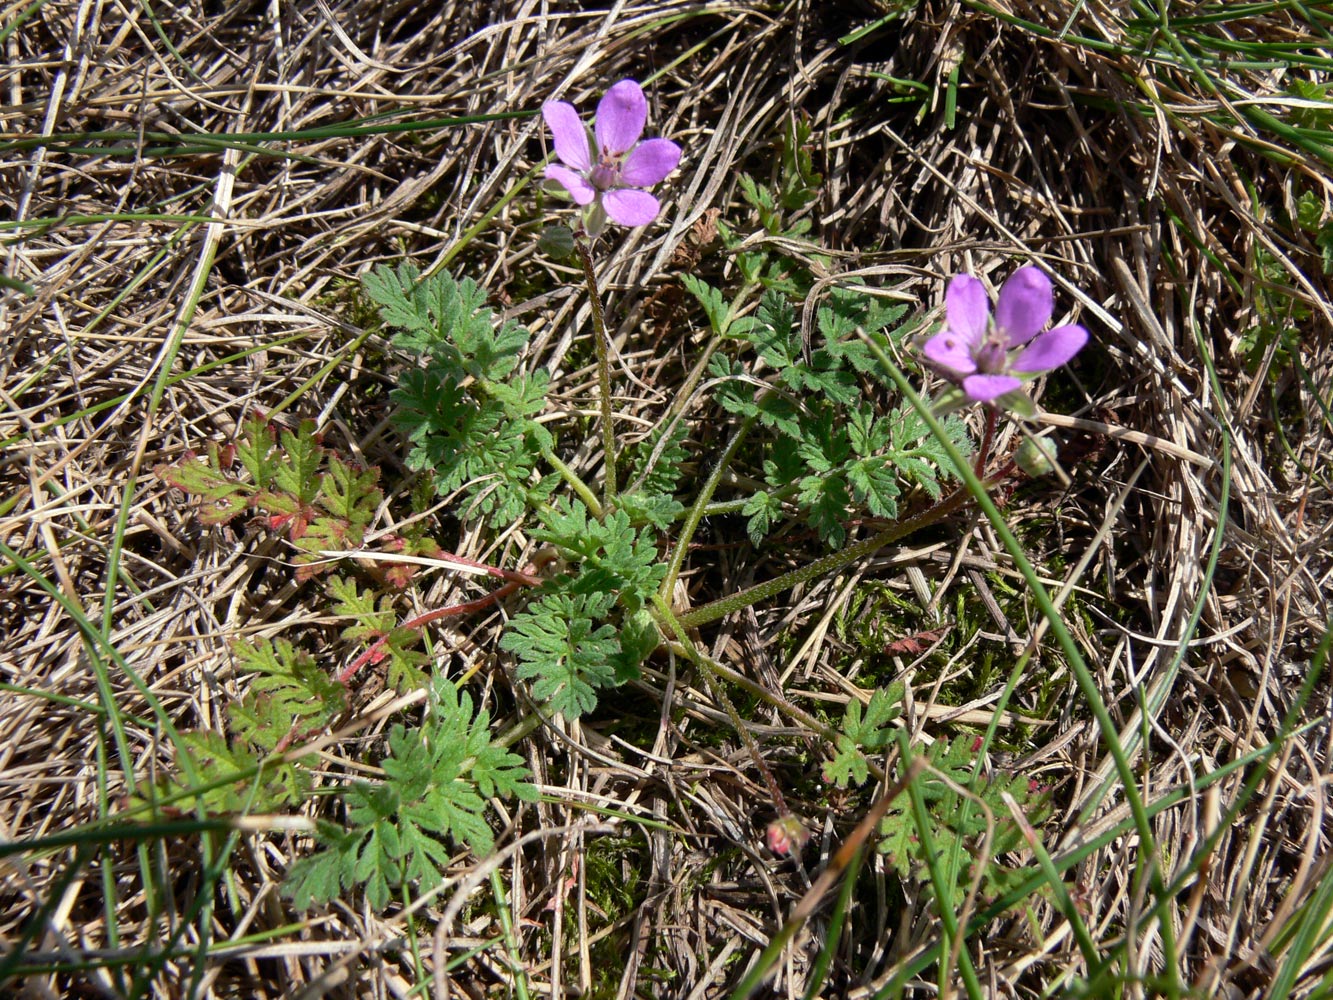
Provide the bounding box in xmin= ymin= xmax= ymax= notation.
xmin=154 ymin=100 xmax=1087 ymax=921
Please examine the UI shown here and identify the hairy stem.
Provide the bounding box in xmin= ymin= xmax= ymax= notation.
xmin=653 ymin=594 xmax=789 ymax=816
xmin=658 ymin=414 xmax=758 ymax=607
xmin=576 ymin=241 xmax=617 ymax=507
xmin=540 ymin=442 xmax=602 ymax=519
xmin=675 ymin=485 xmax=973 ymax=630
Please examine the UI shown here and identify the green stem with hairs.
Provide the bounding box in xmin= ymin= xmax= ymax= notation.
xmin=539 ymin=442 xmax=602 ymax=519
xmin=576 ymin=241 xmax=618 ymax=507
xmin=658 ymin=414 xmax=759 ymax=606
xmin=659 ymin=638 xmax=862 ymax=772
xmin=675 ymin=485 xmax=973 ymax=630
xmin=651 ymin=278 xmax=763 ymax=590
xmin=653 ymin=593 xmax=789 ymax=816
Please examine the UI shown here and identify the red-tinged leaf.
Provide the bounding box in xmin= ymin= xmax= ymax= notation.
xmin=156 ymin=452 xmax=253 ymax=525
xmin=884 ymin=627 xmax=948 ymax=656
xmin=287 ymin=513 xmax=312 ymax=541
xmin=293 ymin=557 xmax=324 ymax=583
xmin=382 ymin=563 xmax=417 ymax=590
xmin=158 ymin=453 xmax=224 ymax=493
xmin=198 ymin=497 xmax=249 ymax=525
xmin=255 ymin=489 xmax=301 ymax=516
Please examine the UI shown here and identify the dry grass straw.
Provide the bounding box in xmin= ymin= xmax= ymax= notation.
xmin=1 ymin=0 xmax=1330 ymax=997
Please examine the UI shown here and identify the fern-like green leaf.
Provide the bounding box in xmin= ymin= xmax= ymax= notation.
xmin=269 ymin=420 xmax=325 ymax=509
xmin=847 ymin=457 xmax=900 ymax=520
xmin=229 ymin=637 xmax=346 ymax=752
xmin=824 ymin=685 xmax=902 ymax=787
xmin=616 ymin=491 xmax=685 ymax=532
xmin=531 ymin=501 xmax=665 ymax=613
xmin=391 ymin=369 xmax=539 ymax=528
xmin=284 ymin=819 xmax=362 ymax=909
xmin=235 ymin=413 xmax=281 ymax=488
xmin=742 ymin=491 xmax=785 ymax=546
xmin=608 ymin=608 xmax=662 ymax=684
xmin=877 ymin=734 xmax=1048 ymax=908
xmin=624 ymin=420 xmax=689 ymax=500
xmin=364 ymin=263 xmax=528 ymax=382
xmin=285 ymin=677 xmax=535 ymax=909
xmin=888 ymin=403 xmax=970 ymax=498
xmin=681 ymin=274 xmax=730 ymax=335
xmin=328 ymin=576 xmax=428 ymax=689
xmin=137 ymin=731 xmax=300 ymax=815
xmin=319 ymin=454 xmax=382 ymax=528
xmin=710 ymin=354 xmax=762 ymax=419
xmin=797 ymin=474 xmax=850 ymax=547
xmin=502 ymin=592 xmax=620 ymax=717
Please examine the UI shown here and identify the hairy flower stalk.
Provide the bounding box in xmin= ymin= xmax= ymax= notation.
xmin=576 ymin=241 xmax=619 ymax=504
xmin=542 ymin=80 xmax=681 ymax=507
xmin=921 ymin=266 xmax=1088 ymax=409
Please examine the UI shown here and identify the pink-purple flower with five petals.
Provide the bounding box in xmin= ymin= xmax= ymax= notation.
xmin=922 ymin=266 xmax=1089 ymax=408
xmin=541 ymin=79 xmax=681 ymax=236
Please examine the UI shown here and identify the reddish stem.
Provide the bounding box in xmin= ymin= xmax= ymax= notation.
xmin=975 ymin=407 xmax=998 ymax=478
xmin=336 ymin=550 xmax=553 ymax=685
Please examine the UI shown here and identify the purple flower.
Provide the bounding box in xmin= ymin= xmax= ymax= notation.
xmin=922 ymin=266 xmax=1089 ymax=406
xmin=541 ymin=80 xmax=681 ymax=235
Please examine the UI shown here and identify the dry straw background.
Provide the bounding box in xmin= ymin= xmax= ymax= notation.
xmin=2 ymin=0 xmax=1331 ymax=997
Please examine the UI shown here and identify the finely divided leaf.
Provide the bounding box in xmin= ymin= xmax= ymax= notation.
xmin=229 ymin=637 xmax=346 ymax=751
xmin=681 ymin=274 xmax=730 ymax=335
xmin=742 ymin=490 xmax=785 ymax=546
xmin=502 ymin=592 xmax=620 ymax=718
xmin=285 ymin=677 xmax=535 ymax=909
xmin=847 ymin=457 xmax=900 ymax=520
xmin=269 ymin=420 xmax=325 ymax=508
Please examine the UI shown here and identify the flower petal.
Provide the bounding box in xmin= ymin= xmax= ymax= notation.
xmin=1011 ymin=324 xmax=1088 ymax=373
xmin=922 ymin=330 xmax=979 ymax=378
xmin=962 ymin=373 xmax=1022 ymax=402
xmin=995 ymin=266 xmax=1053 ymax=346
xmin=621 ymin=138 xmax=680 ymax=187
xmin=944 ymin=274 xmax=989 ymax=347
xmin=602 ymin=187 xmax=660 ymax=226
xmin=545 ymin=164 xmax=596 ymax=205
xmin=595 ymin=79 xmax=647 ymax=156
xmin=542 ymin=100 xmax=592 ymax=172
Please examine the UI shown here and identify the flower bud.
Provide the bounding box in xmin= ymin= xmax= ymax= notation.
xmin=766 ymin=815 xmax=809 ymax=856
xmin=1015 ymin=435 xmax=1060 ymax=477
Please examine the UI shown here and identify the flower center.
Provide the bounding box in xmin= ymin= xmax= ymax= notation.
xmin=974 ymin=332 xmax=1008 ymax=374
xmin=589 ymin=149 xmax=625 ymax=191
